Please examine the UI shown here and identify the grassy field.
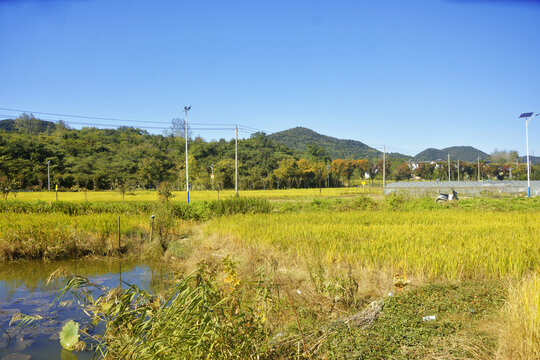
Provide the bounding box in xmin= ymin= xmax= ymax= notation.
xmin=11 ymin=186 xmax=382 ymax=202
xmin=2 ymin=191 xmax=539 ymax=359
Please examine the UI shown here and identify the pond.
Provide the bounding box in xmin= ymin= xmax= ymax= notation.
xmin=0 ymin=260 xmax=172 ymax=360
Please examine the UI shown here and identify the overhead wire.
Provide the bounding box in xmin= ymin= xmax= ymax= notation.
xmin=0 ymin=106 xmax=273 ymax=134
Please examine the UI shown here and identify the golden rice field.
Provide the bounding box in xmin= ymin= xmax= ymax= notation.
xmin=12 ymin=186 xmax=381 ymax=203
xmin=204 ymin=209 xmax=540 ymax=280
xmin=1 ymin=193 xmax=539 ymax=358
xmin=0 ymin=212 xmax=174 ymax=260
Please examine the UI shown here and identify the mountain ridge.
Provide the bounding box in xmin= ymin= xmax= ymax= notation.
xmin=414 ymin=146 xmax=490 ymax=162
xmin=268 ymin=127 xmax=389 ymax=160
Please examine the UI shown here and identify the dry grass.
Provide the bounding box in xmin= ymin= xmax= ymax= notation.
xmin=497 ymin=271 xmax=540 ymax=360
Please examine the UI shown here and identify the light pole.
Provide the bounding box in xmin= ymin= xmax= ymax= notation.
xmin=47 ymin=160 xmax=50 ymax=191
xmin=184 ymin=106 xmax=191 ymax=203
xmin=519 ymin=112 xmax=537 ymax=198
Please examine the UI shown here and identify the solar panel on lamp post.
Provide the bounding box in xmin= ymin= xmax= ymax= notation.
xmin=519 ymin=112 xmax=538 ymax=198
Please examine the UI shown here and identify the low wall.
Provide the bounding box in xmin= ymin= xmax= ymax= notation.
xmin=383 ymin=180 xmax=540 ymax=197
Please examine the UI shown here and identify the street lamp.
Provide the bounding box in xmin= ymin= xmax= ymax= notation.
xmin=184 ymin=106 xmax=191 ymax=203
xmin=519 ymin=112 xmax=538 ymax=198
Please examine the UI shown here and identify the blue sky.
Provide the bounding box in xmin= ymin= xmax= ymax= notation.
xmin=1 ymin=0 xmax=539 ymax=157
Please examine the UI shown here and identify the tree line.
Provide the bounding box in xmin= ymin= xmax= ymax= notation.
xmin=0 ymin=115 xmax=538 ymax=194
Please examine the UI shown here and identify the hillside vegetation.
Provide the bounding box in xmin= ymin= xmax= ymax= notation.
xmin=414 ymin=146 xmax=490 ymax=162
xmin=269 ymin=127 xmax=387 ymax=159
xmin=1 ymin=116 xmax=539 ymax=192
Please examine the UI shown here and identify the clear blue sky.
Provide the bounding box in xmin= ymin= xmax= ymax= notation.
xmin=1 ymin=0 xmax=539 ymax=157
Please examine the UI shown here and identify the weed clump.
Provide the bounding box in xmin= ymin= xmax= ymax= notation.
xmin=54 ymin=262 xmax=275 ymax=359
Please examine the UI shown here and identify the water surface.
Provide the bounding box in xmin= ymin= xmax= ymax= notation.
xmin=0 ymin=260 xmax=171 ymax=360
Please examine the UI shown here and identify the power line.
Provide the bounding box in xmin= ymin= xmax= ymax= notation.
xmin=0 ymin=106 xmax=170 ymax=125
xmin=0 ymin=106 xmax=273 ymax=134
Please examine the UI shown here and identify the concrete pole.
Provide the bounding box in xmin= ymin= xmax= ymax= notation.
xmin=235 ymin=126 xmax=238 ymax=197
xmin=47 ymin=160 xmax=50 ymax=191
xmin=477 ymin=157 xmax=480 ymax=181
xmin=184 ymin=107 xmax=190 ymax=203
xmin=457 ymin=160 xmax=460 ymax=181
xmin=383 ymin=146 xmax=386 ymax=187
xmin=448 ymin=153 xmax=451 ymax=181
xmin=118 ymin=215 xmax=121 ymax=250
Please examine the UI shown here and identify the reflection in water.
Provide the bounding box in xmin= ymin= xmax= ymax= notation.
xmin=0 ymin=259 xmax=173 ymax=360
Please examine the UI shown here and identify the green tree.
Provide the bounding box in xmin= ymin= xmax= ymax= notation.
xmin=311 ymin=161 xmax=328 ymax=193
xmin=297 ymin=158 xmax=313 ymax=188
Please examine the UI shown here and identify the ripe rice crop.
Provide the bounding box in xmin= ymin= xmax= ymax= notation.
xmin=498 ymin=271 xmax=540 ymax=359
xmin=204 ymin=209 xmax=540 ymax=279
xmin=12 ymin=187 xmax=381 ymax=203
xmin=0 ymin=212 xmax=161 ymax=260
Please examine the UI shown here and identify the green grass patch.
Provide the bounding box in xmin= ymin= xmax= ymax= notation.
xmin=318 ymin=281 xmax=506 ymax=359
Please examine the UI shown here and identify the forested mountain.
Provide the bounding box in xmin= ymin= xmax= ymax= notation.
xmin=414 ymin=146 xmax=490 ymax=162
xmin=269 ymin=127 xmax=385 ymax=160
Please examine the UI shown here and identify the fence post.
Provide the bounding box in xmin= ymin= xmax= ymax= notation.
xmin=150 ymin=215 xmax=155 ymax=242
xmin=118 ymin=215 xmax=121 ymax=250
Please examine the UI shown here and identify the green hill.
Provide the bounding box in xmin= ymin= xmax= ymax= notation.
xmin=0 ymin=116 xmax=56 ymax=133
xmin=519 ymin=155 xmax=540 ymax=165
xmin=414 ymin=146 xmax=489 ymax=162
xmin=268 ymin=127 xmax=384 ymax=160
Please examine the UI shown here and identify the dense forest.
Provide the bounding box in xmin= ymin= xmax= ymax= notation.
xmin=268 ymin=127 xmax=385 ymax=159
xmin=0 ymin=115 xmax=538 ymax=192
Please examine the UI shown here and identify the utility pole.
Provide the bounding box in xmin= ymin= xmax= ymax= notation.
xmin=235 ymin=125 xmax=238 ymax=197
xmin=184 ymin=106 xmax=191 ymax=203
xmin=47 ymin=160 xmax=50 ymax=191
xmin=457 ymin=160 xmax=460 ymax=181
xmin=447 ymin=153 xmax=451 ymax=181
xmin=383 ymin=146 xmax=386 ymax=187
xmin=477 ymin=156 xmax=480 ymax=181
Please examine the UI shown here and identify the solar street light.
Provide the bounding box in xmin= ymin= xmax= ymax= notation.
xmin=519 ymin=112 xmax=538 ymax=197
